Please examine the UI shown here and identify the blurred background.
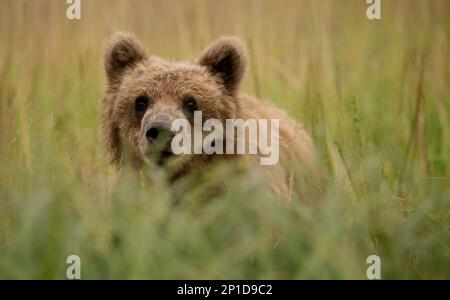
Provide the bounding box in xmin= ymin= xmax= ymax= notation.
xmin=0 ymin=0 xmax=448 ymax=279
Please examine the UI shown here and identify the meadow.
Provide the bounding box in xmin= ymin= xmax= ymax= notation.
xmin=0 ymin=0 xmax=448 ymax=279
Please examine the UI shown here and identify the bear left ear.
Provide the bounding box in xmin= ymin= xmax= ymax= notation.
xmin=199 ymin=37 xmax=247 ymax=95
xmin=104 ymin=32 xmax=147 ymax=84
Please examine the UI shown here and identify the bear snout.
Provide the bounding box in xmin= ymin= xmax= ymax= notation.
xmin=138 ymin=121 xmax=176 ymax=165
xmin=145 ymin=122 xmax=175 ymax=146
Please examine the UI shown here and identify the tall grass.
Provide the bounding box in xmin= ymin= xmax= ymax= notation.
xmin=0 ymin=0 xmax=448 ymax=279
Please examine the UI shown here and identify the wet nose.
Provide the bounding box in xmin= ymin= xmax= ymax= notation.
xmin=145 ymin=122 xmax=174 ymax=145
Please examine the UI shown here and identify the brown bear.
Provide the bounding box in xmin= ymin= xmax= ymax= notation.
xmin=101 ymin=32 xmax=316 ymax=202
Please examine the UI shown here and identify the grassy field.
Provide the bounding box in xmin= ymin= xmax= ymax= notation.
xmin=0 ymin=0 xmax=449 ymax=279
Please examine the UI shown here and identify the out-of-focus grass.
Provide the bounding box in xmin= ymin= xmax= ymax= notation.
xmin=0 ymin=0 xmax=449 ymax=279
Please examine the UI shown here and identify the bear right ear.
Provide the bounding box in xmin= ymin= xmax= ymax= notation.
xmin=199 ymin=37 xmax=247 ymax=95
xmin=104 ymin=32 xmax=147 ymax=83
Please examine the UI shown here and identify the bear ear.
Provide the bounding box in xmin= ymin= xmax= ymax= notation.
xmin=199 ymin=37 xmax=247 ymax=94
xmin=104 ymin=32 xmax=147 ymax=83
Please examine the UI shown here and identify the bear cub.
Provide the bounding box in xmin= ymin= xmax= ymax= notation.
xmin=102 ymin=32 xmax=316 ymax=202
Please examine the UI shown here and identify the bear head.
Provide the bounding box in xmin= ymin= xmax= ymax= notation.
xmin=102 ymin=32 xmax=247 ymax=178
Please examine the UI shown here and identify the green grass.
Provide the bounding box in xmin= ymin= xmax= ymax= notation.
xmin=0 ymin=0 xmax=449 ymax=279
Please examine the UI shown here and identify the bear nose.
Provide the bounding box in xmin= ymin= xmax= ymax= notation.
xmin=146 ymin=122 xmax=174 ymax=145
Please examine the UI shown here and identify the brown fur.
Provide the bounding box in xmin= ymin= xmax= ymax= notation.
xmin=101 ymin=32 xmax=316 ymax=202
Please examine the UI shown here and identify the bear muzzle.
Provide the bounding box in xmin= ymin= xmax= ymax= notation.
xmin=139 ymin=121 xmax=176 ymax=165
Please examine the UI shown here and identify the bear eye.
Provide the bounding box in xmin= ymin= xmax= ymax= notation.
xmin=134 ymin=95 xmax=150 ymax=118
xmin=182 ymin=96 xmax=197 ymax=114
